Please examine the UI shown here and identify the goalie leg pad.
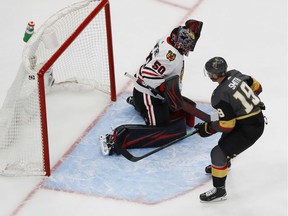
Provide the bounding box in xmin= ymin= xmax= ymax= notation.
xmin=113 ymin=117 xmax=186 ymax=153
xmin=170 ymin=109 xmax=195 ymax=127
xmin=163 ymin=75 xmax=183 ymax=112
xmin=185 ymin=112 xmax=195 ymax=127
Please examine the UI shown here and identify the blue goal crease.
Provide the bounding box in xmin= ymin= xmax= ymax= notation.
xmin=43 ymin=92 xmax=220 ymax=204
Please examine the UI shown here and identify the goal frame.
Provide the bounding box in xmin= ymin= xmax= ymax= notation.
xmin=38 ymin=0 xmax=116 ymax=176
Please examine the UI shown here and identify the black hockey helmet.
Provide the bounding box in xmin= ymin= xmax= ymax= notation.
xmin=204 ymin=57 xmax=228 ymax=80
xmin=170 ymin=26 xmax=195 ymax=56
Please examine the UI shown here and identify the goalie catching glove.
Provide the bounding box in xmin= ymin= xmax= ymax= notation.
xmin=194 ymin=122 xmax=216 ymax=137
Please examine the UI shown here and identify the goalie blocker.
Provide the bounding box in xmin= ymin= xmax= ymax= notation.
xmin=100 ymin=75 xmax=211 ymax=157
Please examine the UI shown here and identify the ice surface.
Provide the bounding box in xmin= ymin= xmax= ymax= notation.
xmin=43 ymin=93 xmax=220 ymax=204
xmin=0 ymin=0 xmax=286 ymax=216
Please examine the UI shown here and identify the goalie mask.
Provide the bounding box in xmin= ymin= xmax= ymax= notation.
xmin=204 ymin=57 xmax=228 ymax=81
xmin=170 ymin=26 xmax=195 ymax=56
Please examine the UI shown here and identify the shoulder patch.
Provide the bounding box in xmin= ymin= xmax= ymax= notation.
xmin=166 ymin=50 xmax=176 ymax=61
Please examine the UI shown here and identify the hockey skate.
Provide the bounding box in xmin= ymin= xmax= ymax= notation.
xmin=99 ymin=134 xmax=115 ymax=156
xmin=205 ymin=160 xmax=232 ymax=174
xmin=126 ymin=96 xmax=135 ymax=107
xmin=200 ymin=187 xmax=227 ymax=202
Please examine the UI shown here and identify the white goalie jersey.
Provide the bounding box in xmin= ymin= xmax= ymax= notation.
xmin=134 ymin=36 xmax=184 ymax=97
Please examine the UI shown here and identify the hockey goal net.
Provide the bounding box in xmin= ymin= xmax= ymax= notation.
xmin=0 ymin=0 xmax=116 ymax=176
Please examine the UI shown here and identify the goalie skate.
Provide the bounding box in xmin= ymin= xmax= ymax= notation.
xmin=126 ymin=96 xmax=136 ymax=108
xmin=99 ymin=134 xmax=114 ymax=156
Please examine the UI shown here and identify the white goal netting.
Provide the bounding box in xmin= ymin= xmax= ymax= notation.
xmin=0 ymin=0 xmax=115 ymax=176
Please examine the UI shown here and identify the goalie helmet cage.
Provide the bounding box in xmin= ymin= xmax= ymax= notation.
xmin=0 ymin=0 xmax=116 ymax=176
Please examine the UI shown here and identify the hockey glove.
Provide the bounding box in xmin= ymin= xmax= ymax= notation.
xmin=194 ymin=122 xmax=216 ymax=137
xmin=185 ymin=19 xmax=203 ymax=40
xmin=185 ymin=19 xmax=203 ymax=51
xmin=258 ymin=101 xmax=266 ymax=110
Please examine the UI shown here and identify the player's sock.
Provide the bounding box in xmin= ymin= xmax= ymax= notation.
xmin=205 ymin=160 xmax=231 ymax=174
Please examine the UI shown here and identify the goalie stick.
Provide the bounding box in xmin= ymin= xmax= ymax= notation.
xmin=119 ymin=129 xmax=198 ymax=162
xmin=124 ymin=72 xmax=165 ymax=100
xmin=124 ymin=72 xmax=211 ymax=122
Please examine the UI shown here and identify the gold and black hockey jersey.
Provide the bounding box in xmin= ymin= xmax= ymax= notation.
xmin=211 ymin=70 xmax=263 ymax=132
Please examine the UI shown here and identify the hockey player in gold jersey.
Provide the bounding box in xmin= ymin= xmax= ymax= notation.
xmin=194 ymin=57 xmax=266 ymax=202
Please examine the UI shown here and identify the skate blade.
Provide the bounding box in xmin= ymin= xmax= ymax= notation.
xmin=99 ymin=136 xmax=110 ymax=156
xmin=200 ymin=196 xmax=227 ymax=203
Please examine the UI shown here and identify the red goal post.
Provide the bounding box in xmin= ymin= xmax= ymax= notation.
xmin=0 ymin=0 xmax=116 ymax=176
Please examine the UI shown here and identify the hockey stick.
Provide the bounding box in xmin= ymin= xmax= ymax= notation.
xmin=124 ymin=72 xmax=211 ymax=122
xmin=120 ymin=129 xmax=198 ymax=162
xmin=182 ymin=98 xmax=211 ymax=122
xmin=124 ymin=72 xmax=165 ymax=100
